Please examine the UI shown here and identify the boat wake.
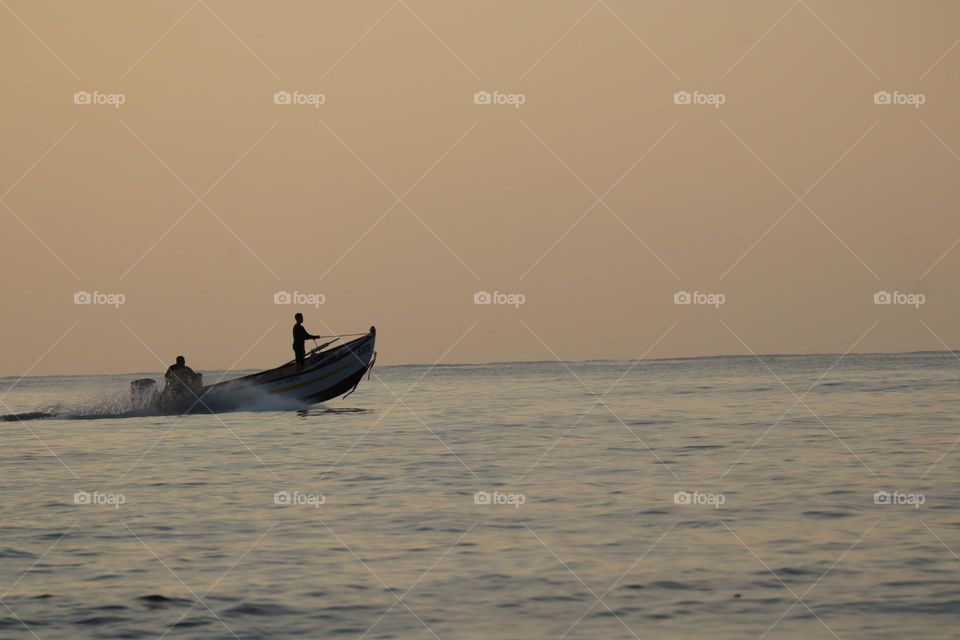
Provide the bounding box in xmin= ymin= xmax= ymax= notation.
xmin=1 ymin=384 xmax=317 ymax=421
xmin=3 ymin=388 xmax=158 ymax=421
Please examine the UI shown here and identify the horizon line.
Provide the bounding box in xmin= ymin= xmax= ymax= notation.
xmin=2 ymin=347 xmax=955 ymax=380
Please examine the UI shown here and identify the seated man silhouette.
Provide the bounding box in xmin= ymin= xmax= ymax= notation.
xmin=165 ymin=355 xmax=201 ymax=395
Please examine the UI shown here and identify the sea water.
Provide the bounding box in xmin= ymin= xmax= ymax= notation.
xmin=1 ymin=353 xmax=959 ymax=639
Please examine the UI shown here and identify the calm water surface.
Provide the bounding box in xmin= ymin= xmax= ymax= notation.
xmin=1 ymin=353 xmax=959 ymax=639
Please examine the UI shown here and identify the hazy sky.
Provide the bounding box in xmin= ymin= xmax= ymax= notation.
xmin=2 ymin=1 xmax=959 ymax=376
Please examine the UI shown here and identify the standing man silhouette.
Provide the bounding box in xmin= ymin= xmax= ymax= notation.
xmin=292 ymin=313 xmax=320 ymax=371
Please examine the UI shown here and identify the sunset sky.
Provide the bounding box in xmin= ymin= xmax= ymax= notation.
xmin=2 ymin=1 xmax=959 ymax=375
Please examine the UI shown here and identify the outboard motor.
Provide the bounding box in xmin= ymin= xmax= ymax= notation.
xmin=130 ymin=378 xmax=156 ymax=406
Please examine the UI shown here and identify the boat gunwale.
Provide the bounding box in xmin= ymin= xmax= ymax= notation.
xmin=202 ymin=333 xmax=375 ymax=392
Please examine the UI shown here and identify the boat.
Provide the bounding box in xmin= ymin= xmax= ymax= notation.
xmin=130 ymin=327 xmax=377 ymax=413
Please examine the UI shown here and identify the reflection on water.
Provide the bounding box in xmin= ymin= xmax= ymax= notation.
xmin=1 ymin=353 xmax=959 ymax=639
xmin=296 ymin=407 xmax=370 ymax=417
